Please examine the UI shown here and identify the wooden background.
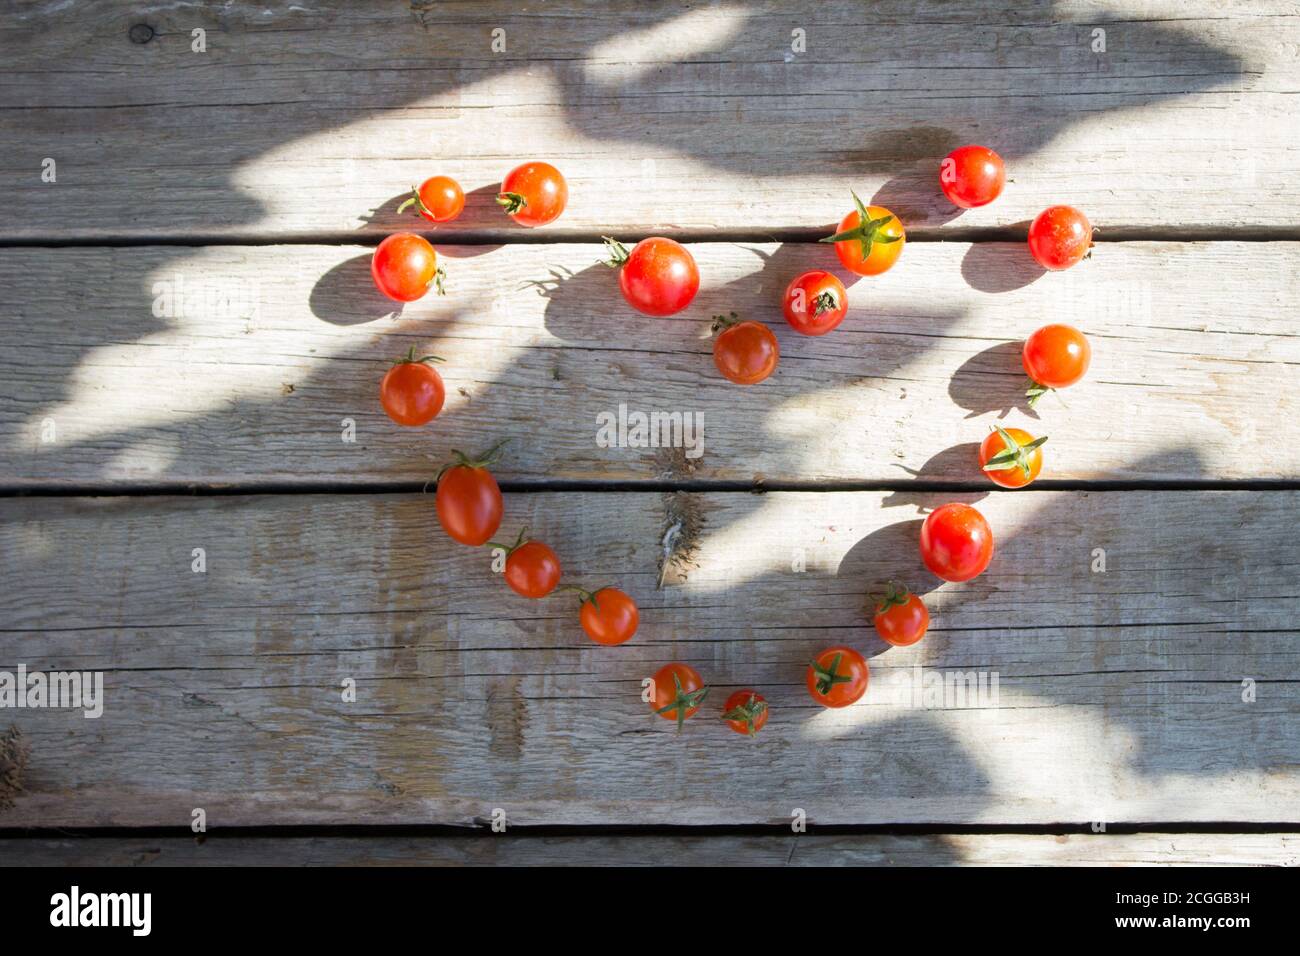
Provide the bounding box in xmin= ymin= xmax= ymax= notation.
xmin=1 ymin=0 xmax=1297 ymax=865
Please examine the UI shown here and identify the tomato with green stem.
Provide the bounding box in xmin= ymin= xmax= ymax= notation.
xmin=1028 ymin=206 xmax=1092 ymax=270
xmin=490 ymin=528 xmax=561 ymax=599
xmin=980 ymin=426 xmax=1047 ymax=489
xmin=939 ymin=145 xmax=1006 ymax=209
xmin=602 ymin=236 xmax=699 ymax=316
xmin=806 ymin=646 xmax=869 ymax=708
xmin=782 ymin=270 xmax=848 ymax=336
xmin=497 ymin=162 xmax=568 ymax=227
xmin=397 ymin=176 xmax=465 ymax=223
xmin=433 ymin=441 xmax=506 ymax=546
xmin=371 ymin=233 xmax=445 ymax=301
xmin=560 ymin=585 xmax=639 ymax=645
xmin=1023 ymin=324 xmax=1091 ymax=405
xmin=650 ymin=662 xmax=709 ymax=730
xmin=379 ymin=347 xmax=445 ymax=426
xmin=821 ymin=191 xmax=905 ymax=276
xmin=871 ymin=581 xmax=929 ymax=647
xmin=919 ymin=503 xmax=994 ymax=583
xmin=712 ymin=312 xmax=778 ymax=385
xmin=721 ymin=689 xmax=768 ymax=737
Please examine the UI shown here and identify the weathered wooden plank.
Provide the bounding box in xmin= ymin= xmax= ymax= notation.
xmin=2 ymin=241 xmax=1296 ymax=487
xmin=2 ymin=1 xmax=1297 ymax=239
xmin=1 ymin=489 xmax=1296 ymax=827
xmin=2 ymin=833 xmax=1295 ymax=867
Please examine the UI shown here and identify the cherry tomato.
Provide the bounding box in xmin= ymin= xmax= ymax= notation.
xmin=496 ymin=533 xmax=561 ymax=599
xmin=602 ymin=236 xmax=700 ymax=316
xmin=371 ymin=233 xmax=444 ymax=301
xmin=871 ymin=582 xmax=929 ymax=647
xmin=979 ymin=426 xmax=1046 ymax=489
xmin=650 ymin=662 xmax=709 ymax=730
xmin=939 ymin=145 xmax=1006 ymax=208
xmin=1028 ymin=206 xmax=1092 ymax=270
xmin=1023 ymin=323 xmax=1091 ymax=405
xmin=379 ymin=348 xmax=445 ymax=426
xmin=806 ymin=646 xmax=869 ymax=708
xmin=713 ymin=313 xmax=778 ymax=385
xmin=398 ymin=175 xmax=465 ymax=223
xmin=822 ymin=191 xmax=905 ymax=276
xmin=782 ymin=270 xmax=848 ymax=336
xmin=721 ymin=689 xmax=768 ymax=737
xmin=573 ymin=586 xmax=639 ymax=645
xmin=434 ymin=442 xmax=505 ymax=546
xmin=919 ymin=503 xmax=994 ymax=583
xmin=497 ymin=162 xmax=568 ymax=227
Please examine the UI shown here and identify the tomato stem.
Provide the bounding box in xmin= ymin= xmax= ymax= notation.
xmin=820 ymin=189 xmax=901 ymax=260
xmin=710 ymin=311 xmax=742 ymax=334
xmin=810 ymin=652 xmax=853 ymax=697
xmin=486 ymin=526 xmax=528 ymax=556
xmin=812 ymin=290 xmax=839 ymax=317
xmin=497 ymin=191 xmax=528 ymax=215
xmin=434 ymin=438 xmax=509 ymax=481
xmin=982 ymin=424 xmax=1047 ymax=479
xmin=397 ymin=184 xmax=433 ymax=219
xmin=654 ymin=671 xmax=710 ymax=732
xmin=869 ymin=580 xmax=911 ymax=617
xmin=393 ymin=345 xmax=446 ymax=367
xmin=600 ymin=236 xmax=630 ymax=268
xmin=720 ymin=692 xmax=767 ymax=737
xmin=429 ymin=265 xmax=447 ymax=296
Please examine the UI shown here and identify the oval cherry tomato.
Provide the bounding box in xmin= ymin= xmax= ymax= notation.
xmin=434 ymin=443 xmax=505 ymax=546
xmin=782 ymin=270 xmax=848 ymax=336
xmin=1028 ymin=206 xmax=1092 ymax=270
xmin=649 ymin=662 xmax=709 ymax=730
xmin=822 ymin=192 xmax=905 ymax=276
xmin=713 ymin=314 xmax=778 ymax=385
xmin=399 ymin=175 xmax=465 ymax=223
xmin=979 ymin=426 xmax=1046 ymax=489
xmin=603 ymin=236 xmax=700 ymax=316
xmin=939 ymin=145 xmax=1006 ymax=208
xmin=806 ymin=646 xmax=869 ymax=708
xmin=919 ymin=503 xmax=994 ymax=583
xmin=379 ymin=348 xmax=445 ymax=426
xmin=371 ymin=233 xmax=444 ymax=301
xmin=871 ymin=582 xmax=929 ymax=647
xmin=497 ymin=162 xmax=568 ymax=227
xmin=721 ymin=689 xmax=768 ymax=737
xmin=498 ymin=536 xmax=561 ymax=599
xmin=576 ymin=587 xmax=639 ymax=646
xmin=1023 ymin=324 xmax=1091 ymax=404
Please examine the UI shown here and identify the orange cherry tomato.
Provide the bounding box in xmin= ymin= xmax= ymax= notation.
xmin=919 ymin=503 xmax=994 ymax=583
xmin=576 ymin=587 xmax=639 ymax=645
xmin=434 ymin=443 xmax=505 ymax=546
xmin=650 ymin=662 xmax=709 ymax=730
xmin=806 ymin=646 xmax=869 ymax=708
xmin=498 ymin=162 xmax=568 ymax=227
xmin=379 ymin=348 xmax=445 ymax=426
xmin=713 ymin=314 xmax=778 ymax=385
xmin=871 ymin=582 xmax=929 ymax=647
xmin=783 ymin=270 xmax=848 ymax=336
xmin=822 ymin=192 xmax=905 ymax=276
xmin=1027 ymin=206 xmax=1092 ymax=270
xmin=979 ymin=426 xmax=1046 ymax=489
xmin=500 ymin=538 xmax=561 ymax=599
xmin=399 ymin=175 xmax=465 ymax=223
xmin=1023 ymin=324 xmax=1091 ymax=404
xmin=371 ymin=233 xmax=444 ymax=301
xmin=721 ymin=689 xmax=768 ymax=736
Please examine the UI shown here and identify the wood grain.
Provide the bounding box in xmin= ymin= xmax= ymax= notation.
xmin=2 ymin=241 xmax=1296 ymax=488
xmin=1 ymin=1 xmax=1297 ymax=240
xmin=1 ymin=489 xmax=1296 ymax=827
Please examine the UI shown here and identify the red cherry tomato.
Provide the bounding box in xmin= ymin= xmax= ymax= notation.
xmin=497 ymin=162 xmax=568 ymax=227
xmin=434 ymin=443 xmax=505 ymax=546
xmin=1028 ymin=206 xmax=1092 ymax=270
xmin=501 ymin=538 xmax=562 ymax=599
xmin=649 ymin=662 xmax=709 ymax=730
xmin=371 ymin=233 xmax=444 ymax=301
xmin=399 ymin=175 xmax=465 ymax=223
xmin=806 ymin=646 xmax=869 ymax=708
xmin=871 ymin=582 xmax=929 ymax=647
xmin=782 ymin=270 xmax=848 ymax=336
xmin=721 ymin=689 xmax=769 ymax=737
xmin=576 ymin=587 xmax=639 ymax=646
xmin=1023 ymin=324 xmax=1091 ymax=405
xmin=713 ymin=314 xmax=778 ymax=385
xmin=603 ymin=236 xmax=700 ymax=316
xmin=822 ymin=192 xmax=905 ymax=276
xmin=379 ymin=348 xmax=445 ymax=426
xmin=979 ymin=426 xmax=1046 ymax=489
xmin=939 ymin=145 xmax=1006 ymax=208
xmin=919 ymin=503 xmax=994 ymax=583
